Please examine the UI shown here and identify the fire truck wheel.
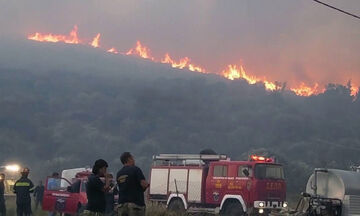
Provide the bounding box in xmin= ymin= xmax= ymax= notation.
xmin=220 ymin=200 xmax=245 ymax=216
xmin=168 ymin=198 xmax=186 ymax=213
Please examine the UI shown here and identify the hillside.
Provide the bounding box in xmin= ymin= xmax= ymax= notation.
xmin=0 ymin=39 xmax=359 ymax=195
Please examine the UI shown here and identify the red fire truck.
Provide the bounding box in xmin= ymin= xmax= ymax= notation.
xmin=42 ymin=170 xmax=91 ymax=215
xmin=148 ymin=154 xmax=287 ymax=215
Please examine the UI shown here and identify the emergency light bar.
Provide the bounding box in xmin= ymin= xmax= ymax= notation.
xmin=250 ymin=155 xmax=274 ymax=162
xmin=153 ymin=154 xmax=228 ymax=161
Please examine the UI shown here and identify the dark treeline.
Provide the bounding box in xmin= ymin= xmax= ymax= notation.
xmin=0 ymin=46 xmax=359 ymax=197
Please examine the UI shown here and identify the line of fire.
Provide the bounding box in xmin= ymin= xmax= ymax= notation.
xmin=27 ymin=25 xmax=359 ymax=98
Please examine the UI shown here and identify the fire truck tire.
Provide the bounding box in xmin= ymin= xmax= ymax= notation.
xmin=168 ymin=198 xmax=186 ymax=213
xmin=220 ymin=200 xmax=245 ymax=216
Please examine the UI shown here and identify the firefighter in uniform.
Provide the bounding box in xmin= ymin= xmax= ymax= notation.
xmin=13 ymin=168 xmax=34 ymax=216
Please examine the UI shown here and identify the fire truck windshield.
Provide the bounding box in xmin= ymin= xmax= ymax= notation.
xmin=255 ymin=164 xmax=284 ymax=180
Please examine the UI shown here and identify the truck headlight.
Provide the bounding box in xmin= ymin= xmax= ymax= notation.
xmin=259 ymin=209 xmax=264 ymax=214
xmin=283 ymin=202 xmax=288 ymax=208
xmin=5 ymin=164 xmax=20 ymax=172
xmin=259 ymin=202 xmax=265 ymax=207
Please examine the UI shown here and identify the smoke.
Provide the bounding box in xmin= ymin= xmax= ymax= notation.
xmin=0 ymin=0 xmax=359 ymax=88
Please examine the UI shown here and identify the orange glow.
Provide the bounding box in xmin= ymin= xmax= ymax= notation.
xmin=126 ymin=41 xmax=154 ymax=60
xmin=27 ymin=26 xmax=359 ymax=98
xmin=188 ymin=64 xmax=205 ymax=73
xmin=351 ymin=86 xmax=359 ymax=96
xmin=90 ymin=33 xmax=100 ymax=48
xmin=250 ymin=155 xmax=273 ymax=162
xmin=161 ymin=53 xmax=205 ymax=73
xmin=222 ymin=65 xmax=278 ymax=91
xmin=28 ymin=25 xmax=80 ymax=44
xmin=107 ymin=47 xmax=119 ymax=54
xmin=162 ymin=53 xmax=188 ymax=69
xmin=264 ymin=81 xmax=277 ymax=91
xmin=223 ymin=64 xmax=256 ymax=83
xmin=290 ymin=83 xmax=323 ymax=97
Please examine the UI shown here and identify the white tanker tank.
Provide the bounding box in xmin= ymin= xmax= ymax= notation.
xmin=305 ymin=168 xmax=360 ymax=216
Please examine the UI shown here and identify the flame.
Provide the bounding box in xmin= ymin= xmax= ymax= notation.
xmin=90 ymin=33 xmax=100 ymax=48
xmin=26 ymin=26 xmax=359 ymax=98
xmin=28 ymin=25 xmax=80 ymax=44
xmin=223 ymin=65 xmax=257 ymax=84
xmin=188 ymin=64 xmax=205 ymax=73
xmin=107 ymin=47 xmax=119 ymax=54
xmin=125 ymin=42 xmax=205 ymax=73
xmin=351 ymin=86 xmax=359 ymax=96
xmin=126 ymin=41 xmax=154 ymax=60
xmin=290 ymin=83 xmax=322 ymax=97
xmin=162 ymin=53 xmax=189 ymax=69
xmin=264 ymin=81 xmax=277 ymax=91
xmin=161 ymin=53 xmax=205 ymax=73
xmin=222 ymin=64 xmax=278 ymax=91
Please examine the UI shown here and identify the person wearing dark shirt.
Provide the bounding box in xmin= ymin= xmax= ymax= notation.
xmin=116 ymin=152 xmax=149 ymax=216
xmin=33 ymin=181 xmax=44 ymax=211
xmin=0 ymin=173 xmax=6 ymax=216
xmin=83 ymin=159 xmax=110 ymax=216
xmin=13 ymin=168 xmax=34 ymax=216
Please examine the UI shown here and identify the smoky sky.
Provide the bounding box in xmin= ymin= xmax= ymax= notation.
xmin=0 ymin=0 xmax=359 ymax=87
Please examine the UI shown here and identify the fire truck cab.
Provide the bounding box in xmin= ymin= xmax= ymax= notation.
xmin=149 ymin=154 xmax=287 ymax=215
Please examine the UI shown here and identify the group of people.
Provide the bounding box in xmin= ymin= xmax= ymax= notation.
xmin=0 ymin=167 xmax=45 ymax=216
xmin=0 ymin=152 xmax=149 ymax=216
xmin=84 ymin=152 xmax=149 ymax=216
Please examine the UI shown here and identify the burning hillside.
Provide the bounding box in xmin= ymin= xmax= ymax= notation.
xmin=27 ymin=26 xmax=359 ymax=97
xmin=28 ymin=25 xmax=80 ymax=44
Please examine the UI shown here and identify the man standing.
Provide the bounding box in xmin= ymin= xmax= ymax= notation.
xmin=33 ymin=181 xmax=44 ymax=211
xmin=0 ymin=173 xmax=6 ymax=216
xmin=13 ymin=168 xmax=34 ymax=216
xmin=116 ymin=152 xmax=149 ymax=216
xmin=47 ymin=172 xmax=60 ymax=191
xmin=83 ymin=159 xmax=110 ymax=216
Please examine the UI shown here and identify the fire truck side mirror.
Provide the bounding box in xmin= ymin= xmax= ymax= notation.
xmin=243 ymin=169 xmax=250 ymax=177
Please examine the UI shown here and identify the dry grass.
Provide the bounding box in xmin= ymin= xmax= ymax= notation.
xmin=146 ymin=202 xmax=184 ymax=216
xmin=5 ymin=197 xmax=295 ymax=216
xmin=4 ymin=197 xmax=184 ymax=216
xmin=5 ymin=195 xmax=298 ymax=216
xmin=5 ymin=196 xmax=47 ymax=216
